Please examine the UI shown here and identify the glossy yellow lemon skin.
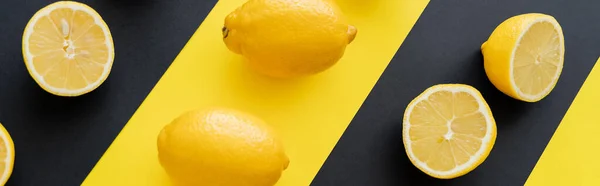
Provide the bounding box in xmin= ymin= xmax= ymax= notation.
xmin=157 ymin=108 xmax=289 ymax=186
xmin=481 ymin=13 xmax=564 ymax=102
xmin=223 ymin=0 xmax=357 ymax=78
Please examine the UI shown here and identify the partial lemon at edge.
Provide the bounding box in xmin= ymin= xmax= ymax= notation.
xmin=482 ymin=13 xmax=565 ymax=102
xmin=0 ymin=123 xmax=14 ymax=185
xmin=22 ymin=1 xmax=115 ymax=97
xmin=403 ymin=84 xmax=497 ymax=179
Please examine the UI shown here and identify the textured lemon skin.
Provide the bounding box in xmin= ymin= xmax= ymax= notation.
xmin=21 ymin=1 xmax=114 ymax=97
xmin=223 ymin=0 xmax=357 ymax=78
xmin=402 ymin=84 xmax=497 ymax=179
xmin=481 ymin=13 xmax=564 ymax=102
xmin=157 ymin=108 xmax=289 ymax=186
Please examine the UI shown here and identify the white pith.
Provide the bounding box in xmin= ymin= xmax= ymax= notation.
xmin=403 ymin=85 xmax=495 ymax=177
xmin=23 ymin=2 xmax=114 ymax=96
xmin=509 ymin=17 xmax=564 ymax=101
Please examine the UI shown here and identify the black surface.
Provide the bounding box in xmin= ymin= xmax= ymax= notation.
xmin=313 ymin=0 xmax=600 ymax=185
xmin=0 ymin=0 xmax=216 ymax=185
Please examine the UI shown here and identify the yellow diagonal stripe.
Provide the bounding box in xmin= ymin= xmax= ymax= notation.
xmin=82 ymin=0 xmax=428 ymax=185
xmin=526 ymin=57 xmax=600 ymax=186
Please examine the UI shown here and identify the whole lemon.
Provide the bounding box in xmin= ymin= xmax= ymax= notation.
xmin=223 ymin=0 xmax=357 ymax=78
xmin=157 ymin=108 xmax=289 ymax=186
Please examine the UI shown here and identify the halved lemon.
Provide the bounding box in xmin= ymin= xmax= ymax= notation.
xmin=0 ymin=122 xmax=14 ymax=185
xmin=403 ymin=84 xmax=497 ymax=179
xmin=481 ymin=13 xmax=565 ymax=102
xmin=22 ymin=1 xmax=114 ymax=97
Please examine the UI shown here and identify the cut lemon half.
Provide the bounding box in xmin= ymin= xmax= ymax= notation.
xmin=482 ymin=13 xmax=564 ymax=102
xmin=22 ymin=1 xmax=114 ymax=97
xmin=403 ymin=84 xmax=497 ymax=179
xmin=0 ymin=122 xmax=14 ymax=185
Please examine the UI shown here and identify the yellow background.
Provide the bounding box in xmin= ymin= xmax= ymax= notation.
xmin=82 ymin=0 xmax=429 ymax=185
xmin=526 ymin=57 xmax=600 ymax=186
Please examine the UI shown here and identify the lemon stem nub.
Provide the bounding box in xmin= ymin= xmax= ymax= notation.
xmin=347 ymin=25 xmax=357 ymax=44
xmin=222 ymin=27 xmax=229 ymax=39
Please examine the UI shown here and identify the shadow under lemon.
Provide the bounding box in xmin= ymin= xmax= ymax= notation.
xmin=218 ymin=54 xmax=320 ymax=110
xmin=334 ymin=0 xmax=382 ymax=16
xmin=19 ymin=75 xmax=110 ymax=130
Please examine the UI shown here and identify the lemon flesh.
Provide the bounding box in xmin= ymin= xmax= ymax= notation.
xmin=157 ymin=108 xmax=289 ymax=186
xmin=403 ymin=84 xmax=497 ymax=179
xmin=223 ymin=0 xmax=357 ymax=78
xmin=482 ymin=13 xmax=564 ymax=102
xmin=513 ymin=21 xmax=562 ymax=98
xmin=0 ymin=123 xmax=14 ymax=185
xmin=22 ymin=1 xmax=114 ymax=97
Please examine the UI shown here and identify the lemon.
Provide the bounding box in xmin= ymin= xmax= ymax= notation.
xmin=223 ymin=0 xmax=357 ymax=78
xmin=403 ymin=84 xmax=497 ymax=179
xmin=157 ymin=107 xmax=289 ymax=186
xmin=481 ymin=13 xmax=565 ymax=102
xmin=0 ymin=122 xmax=14 ymax=185
xmin=22 ymin=1 xmax=115 ymax=97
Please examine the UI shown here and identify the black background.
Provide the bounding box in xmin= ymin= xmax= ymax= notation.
xmin=0 ymin=0 xmax=217 ymax=185
xmin=0 ymin=0 xmax=599 ymax=185
xmin=314 ymin=0 xmax=600 ymax=185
